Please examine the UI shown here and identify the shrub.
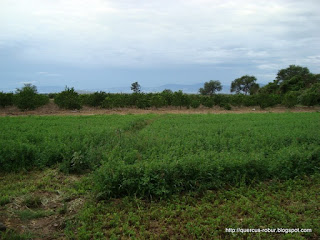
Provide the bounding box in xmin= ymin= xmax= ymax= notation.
xmin=201 ymin=96 xmax=214 ymax=108
xmin=48 ymin=93 xmax=57 ymax=99
xmin=256 ymin=94 xmax=281 ymax=109
xmin=101 ymin=96 xmax=114 ymax=109
xmin=150 ymin=95 xmax=166 ymax=108
xmin=14 ymin=84 xmax=49 ymax=110
xmin=160 ymin=89 xmax=173 ymax=106
xmin=54 ymin=87 xmax=82 ymax=110
xmin=0 ymin=92 xmax=14 ymax=108
xmin=136 ymin=94 xmax=150 ymax=109
xmin=222 ymin=103 xmax=232 ymax=110
xmin=190 ymin=99 xmax=201 ymax=109
xmin=282 ymin=91 xmax=300 ymax=108
xmin=298 ymin=83 xmax=320 ymax=106
xmin=242 ymin=95 xmax=258 ymax=107
xmin=84 ymin=91 xmax=107 ymax=107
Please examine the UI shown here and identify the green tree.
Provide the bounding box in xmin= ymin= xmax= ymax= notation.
xmin=249 ymin=83 xmax=260 ymax=95
xmin=14 ymin=84 xmax=49 ymax=110
xmin=0 ymin=92 xmax=14 ymax=108
xmin=54 ymin=87 xmax=82 ymax=110
xmin=274 ymin=65 xmax=319 ymax=94
xmin=199 ymin=80 xmax=222 ymax=95
xmin=231 ymin=75 xmax=257 ymax=95
xmin=131 ymin=82 xmax=141 ymax=93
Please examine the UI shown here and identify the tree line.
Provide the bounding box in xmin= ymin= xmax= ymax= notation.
xmin=0 ymin=65 xmax=319 ymax=111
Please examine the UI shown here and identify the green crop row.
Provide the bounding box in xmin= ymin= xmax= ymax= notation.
xmin=1 ymin=113 xmax=319 ymax=199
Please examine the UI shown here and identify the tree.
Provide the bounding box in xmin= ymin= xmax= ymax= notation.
xmin=14 ymin=84 xmax=49 ymax=110
xmin=275 ymin=65 xmax=310 ymax=85
xmin=231 ymin=75 xmax=257 ymax=95
xmin=249 ymin=83 xmax=260 ymax=95
xmin=275 ymin=65 xmax=318 ymax=94
xmin=199 ymin=80 xmax=222 ymax=95
xmin=131 ymin=82 xmax=141 ymax=93
xmin=54 ymin=87 xmax=82 ymax=110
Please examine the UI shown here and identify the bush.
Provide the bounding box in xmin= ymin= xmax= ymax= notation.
xmin=282 ymin=91 xmax=300 ymax=108
xmin=101 ymin=96 xmax=114 ymax=109
xmin=298 ymin=83 xmax=320 ymax=106
xmin=0 ymin=92 xmax=14 ymax=108
xmin=54 ymin=87 xmax=82 ymax=110
xmin=256 ymin=94 xmax=281 ymax=109
xmin=150 ymin=95 xmax=166 ymax=108
xmin=201 ymin=96 xmax=214 ymax=108
xmin=48 ymin=93 xmax=57 ymax=99
xmin=190 ymin=99 xmax=201 ymax=109
xmin=136 ymin=94 xmax=150 ymax=109
xmin=14 ymin=84 xmax=49 ymax=111
xmin=84 ymin=92 xmax=107 ymax=107
xmin=242 ymin=95 xmax=258 ymax=107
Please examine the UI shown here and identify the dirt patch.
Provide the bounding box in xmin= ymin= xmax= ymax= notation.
xmin=0 ymin=169 xmax=85 ymax=239
xmin=1 ymin=100 xmax=319 ymax=116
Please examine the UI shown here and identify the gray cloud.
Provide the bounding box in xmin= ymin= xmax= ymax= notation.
xmin=0 ymin=0 xmax=319 ymax=89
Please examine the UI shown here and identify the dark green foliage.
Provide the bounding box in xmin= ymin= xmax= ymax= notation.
xmin=101 ymin=96 xmax=114 ymax=109
xmin=249 ymin=82 xmax=260 ymax=95
xmin=282 ymin=91 xmax=300 ymax=108
xmin=172 ymin=91 xmax=190 ymax=108
xmin=259 ymin=65 xmax=319 ymax=96
xmin=131 ymin=82 xmax=141 ymax=93
xmin=136 ymin=94 xmax=150 ymax=109
xmin=231 ymin=75 xmax=257 ymax=95
xmin=259 ymin=81 xmax=279 ymax=94
xmin=60 ymin=151 xmax=91 ymax=174
xmin=199 ymin=80 xmax=222 ymax=95
xmin=222 ymin=103 xmax=232 ymax=110
xmin=276 ymin=65 xmax=310 ymax=85
xmin=48 ymin=93 xmax=57 ymax=99
xmin=160 ymin=89 xmax=173 ymax=106
xmin=0 ymin=92 xmax=14 ymax=108
xmin=200 ymin=96 xmax=214 ymax=108
xmin=256 ymin=94 xmax=281 ymax=109
xmin=298 ymin=83 xmax=320 ymax=106
xmin=150 ymin=94 xmax=166 ymax=108
xmin=190 ymin=99 xmax=200 ymax=108
xmin=14 ymin=84 xmax=49 ymax=111
xmin=54 ymin=87 xmax=82 ymax=110
xmin=84 ymin=92 xmax=107 ymax=107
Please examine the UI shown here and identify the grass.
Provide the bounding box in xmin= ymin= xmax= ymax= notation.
xmin=22 ymin=195 xmax=42 ymax=208
xmin=0 ymin=112 xmax=319 ymax=239
xmin=16 ymin=209 xmax=53 ymax=221
xmin=65 ymin=174 xmax=320 ymax=239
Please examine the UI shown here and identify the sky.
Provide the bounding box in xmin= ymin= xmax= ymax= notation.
xmin=0 ymin=0 xmax=319 ymax=92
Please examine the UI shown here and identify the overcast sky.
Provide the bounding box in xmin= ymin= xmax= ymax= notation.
xmin=0 ymin=0 xmax=319 ymax=91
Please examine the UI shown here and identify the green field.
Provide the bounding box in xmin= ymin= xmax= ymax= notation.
xmin=0 ymin=112 xmax=319 ymax=239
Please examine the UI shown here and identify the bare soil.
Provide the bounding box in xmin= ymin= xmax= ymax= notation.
xmin=1 ymin=100 xmax=319 ymax=116
xmin=0 ymin=170 xmax=84 ymax=239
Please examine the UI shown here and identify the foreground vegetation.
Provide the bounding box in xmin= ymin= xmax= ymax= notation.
xmin=1 ymin=113 xmax=319 ymax=198
xmin=1 ymin=112 xmax=319 ymax=239
xmin=1 ymin=170 xmax=319 ymax=239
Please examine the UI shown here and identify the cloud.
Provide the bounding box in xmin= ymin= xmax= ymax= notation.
xmin=36 ymin=72 xmax=61 ymax=77
xmin=0 ymin=0 xmax=319 ymax=73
